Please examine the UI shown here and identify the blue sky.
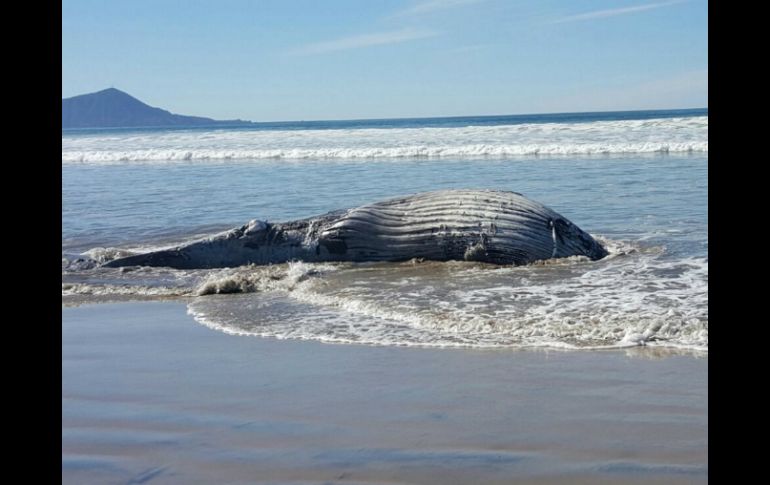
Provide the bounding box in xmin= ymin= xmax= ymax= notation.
xmin=62 ymin=0 xmax=707 ymax=121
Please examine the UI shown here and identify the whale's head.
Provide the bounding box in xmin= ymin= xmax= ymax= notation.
xmin=552 ymin=217 xmax=609 ymax=261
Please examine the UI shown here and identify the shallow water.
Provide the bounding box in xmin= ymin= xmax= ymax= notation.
xmin=62 ymin=111 xmax=707 ymax=351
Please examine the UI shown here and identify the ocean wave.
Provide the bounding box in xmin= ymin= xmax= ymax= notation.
xmin=61 ymin=282 xmax=190 ymax=298
xmin=62 ymin=142 xmax=707 ymax=162
xmin=62 ymin=116 xmax=708 ymax=163
xmin=186 ymin=242 xmax=708 ymax=352
xmin=63 ymin=235 xmax=707 ymax=352
xmin=195 ymin=261 xmax=337 ymax=295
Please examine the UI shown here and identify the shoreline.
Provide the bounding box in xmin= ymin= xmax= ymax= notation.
xmin=63 ymin=301 xmax=707 ymax=484
xmin=63 ymin=292 xmax=708 ymax=355
xmin=63 ymin=297 xmax=708 ymax=355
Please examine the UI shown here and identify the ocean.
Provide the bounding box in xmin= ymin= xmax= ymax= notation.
xmin=62 ymin=108 xmax=708 ymax=352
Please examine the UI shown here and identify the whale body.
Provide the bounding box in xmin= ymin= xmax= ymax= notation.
xmin=103 ymin=190 xmax=608 ymax=269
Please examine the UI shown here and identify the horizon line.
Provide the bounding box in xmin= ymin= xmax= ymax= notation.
xmin=61 ymin=106 xmax=708 ymax=131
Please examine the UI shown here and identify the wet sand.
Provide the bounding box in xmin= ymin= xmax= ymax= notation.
xmin=62 ymin=302 xmax=707 ymax=484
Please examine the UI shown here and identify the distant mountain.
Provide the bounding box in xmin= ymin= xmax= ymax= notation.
xmin=62 ymin=88 xmax=253 ymax=129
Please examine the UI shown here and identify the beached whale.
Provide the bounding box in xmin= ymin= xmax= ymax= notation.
xmin=103 ymin=190 xmax=608 ymax=269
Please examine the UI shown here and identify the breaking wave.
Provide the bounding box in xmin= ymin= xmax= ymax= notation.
xmin=63 ymin=116 xmax=708 ymax=163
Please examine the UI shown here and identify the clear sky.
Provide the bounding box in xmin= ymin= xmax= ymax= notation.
xmin=62 ymin=0 xmax=707 ymax=121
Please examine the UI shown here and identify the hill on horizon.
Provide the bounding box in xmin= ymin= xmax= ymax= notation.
xmin=62 ymin=88 xmax=252 ymax=129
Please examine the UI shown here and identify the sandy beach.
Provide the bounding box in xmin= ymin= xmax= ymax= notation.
xmin=62 ymin=302 xmax=707 ymax=484
xmin=62 ymin=1 xmax=708 ymax=482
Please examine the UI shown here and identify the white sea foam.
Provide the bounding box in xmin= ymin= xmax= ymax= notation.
xmin=194 ymin=261 xmax=337 ymax=295
xmin=61 ymin=282 xmax=190 ymax=298
xmin=62 ymin=116 xmax=708 ymax=163
xmin=64 ymin=232 xmax=708 ymax=351
xmin=65 ymin=246 xmax=708 ymax=351
xmin=185 ymin=241 xmax=708 ymax=352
